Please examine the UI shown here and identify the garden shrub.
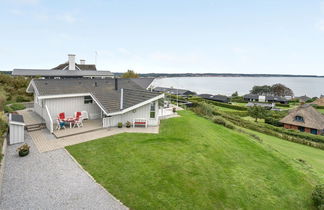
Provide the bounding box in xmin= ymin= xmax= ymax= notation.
xmin=275 ymin=103 xmax=290 ymax=107
xmin=212 ymin=116 xmax=235 ymax=129
xmin=223 ymin=110 xmax=249 ymax=117
xmin=312 ymin=184 xmax=324 ymax=210
xmin=264 ymin=117 xmax=283 ymax=127
xmin=231 ymin=96 xmax=245 ymax=103
xmin=16 ymin=95 xmax=31 ymax=102
xmin=191 ymin=98 xmax=247 ymax=111
xmin=4 ymin=105 xmax=13 ymax=113
xmin=10 ymin=103 xmax=25 ymax=111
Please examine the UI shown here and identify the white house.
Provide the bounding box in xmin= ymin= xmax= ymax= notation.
xmin=26 ymin=78 xmax=164 ymax=133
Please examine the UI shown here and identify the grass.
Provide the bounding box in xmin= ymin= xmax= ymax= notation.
xmin=67 ymin=111 xmax=315 ymax=210
xmin=246 ymin=129 xmax=324 ymax=182
xmin=316 ymin=108 xmax=324 ymax=114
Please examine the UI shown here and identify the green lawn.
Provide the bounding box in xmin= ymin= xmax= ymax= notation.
xmin=246 ymin=129 xmax=324 ymax=182
xmin=67 ymin=111 xmax=315 ymax=210
xmin=316 ymin=108 xmax=324 ymax=114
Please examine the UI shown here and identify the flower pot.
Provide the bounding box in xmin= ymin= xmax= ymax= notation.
xmin=126 ymin=125 xmax=131 ymax=128
xmin=19 ymin=149 xmax=29 ymax=157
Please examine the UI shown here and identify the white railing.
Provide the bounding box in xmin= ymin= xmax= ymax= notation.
xmin=45 ymin=105 xmax=53 ymax=133
xmin=102 ymin=117 xmax=110 ymax=128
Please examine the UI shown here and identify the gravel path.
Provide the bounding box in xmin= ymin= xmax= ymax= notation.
xmin=0 ymin=132 xmax=127 ymax=210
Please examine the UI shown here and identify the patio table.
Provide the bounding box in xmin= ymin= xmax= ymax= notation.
xmin=65 ymin=117 xmax=75 ymax=128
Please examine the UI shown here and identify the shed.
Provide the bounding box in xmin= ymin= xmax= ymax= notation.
xmin=9 ymin=114 xmax=25 ymax=145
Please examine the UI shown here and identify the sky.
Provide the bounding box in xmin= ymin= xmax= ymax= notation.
xmin=1 ymin=0 xmax=324 ymax=75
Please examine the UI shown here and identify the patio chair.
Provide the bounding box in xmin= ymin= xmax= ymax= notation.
xmin=58 ymin=112 xmax=65 ymax=120
xmin=74 ymin=111 xmax=82 ymax=119
xmin=73 ymin=116 xmax=83 ymax=128
xmin=56 ymin=119 xmax=66 ymax=130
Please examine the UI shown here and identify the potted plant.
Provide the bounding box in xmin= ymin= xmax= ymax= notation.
xmin=117 ymin=122 xmax=123 ymax=128
xmin=17 ymin=144 xmax=30 ymax=157
xmin=126 ymin=121 xmax=131 ymax=128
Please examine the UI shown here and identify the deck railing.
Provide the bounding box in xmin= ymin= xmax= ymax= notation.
xmin=44 ymin=105 xmax=53 ymax=133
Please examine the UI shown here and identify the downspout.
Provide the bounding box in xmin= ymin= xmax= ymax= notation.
xmin=120 ymin=88 xmax=123 ymax=110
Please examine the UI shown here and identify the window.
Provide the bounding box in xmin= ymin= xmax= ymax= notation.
xmin=150 ymin=102 xmax=156 ymax=118
xmin=295 ymin=116 xmax=304 ymax=122
xmin=311 ymin=129 xmax=318 ymax=135
xmin=298 ymin=126 xmax=305 ymax=132
xmin=84 ymin=96 xmax=93 ymax=104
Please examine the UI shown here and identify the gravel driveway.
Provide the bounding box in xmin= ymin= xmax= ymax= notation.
xmin=0 ymin=132 xmax=127 ymax=210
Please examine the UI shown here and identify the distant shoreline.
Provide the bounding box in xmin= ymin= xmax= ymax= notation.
xmin=114 ymin=72 xmax=324 ymax=78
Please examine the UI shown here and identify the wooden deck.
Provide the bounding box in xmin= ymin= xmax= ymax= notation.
xmin=53 ymin=119 xmax=103 ymax=138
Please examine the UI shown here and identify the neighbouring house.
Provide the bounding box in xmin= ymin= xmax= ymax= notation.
xmin=243 ymin=94 xmax=288 ymax=104
xmin=12 ymin=54 xmax=114 ymax=79
xmin=198 ymin=94 xmax=229 ymax=103
xmin=321 ymin=94 xmax=324 ymax=99
xmin=26 ymin=78 xmax=164 ymax=133
xmin=311 ymin=97 xmax=324 ymax=107
xmin=246 ymin=102 xmax=275 ymax=110
xmin=294 ymin=95 xmax=311 ymax=103
xmin=131 ymin=78 xmax=155 ymax=90
xmin=280 ymin=104 xmax=324 ymax=135
xmin=153 ymin=87 xmax=196 ymax=97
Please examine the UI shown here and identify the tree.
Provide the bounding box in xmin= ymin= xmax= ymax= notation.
xmin=121 ymin=70 xmax=139 ymax=78
xmin=250 ymin=85 xmax=272 ymax=95
xmin=232 ymin=91 xmax=238 ymax=97
xmin=248 ymin=105 xmax=268 ymax=122
xmin=271 ymin=83 xmax=293 ymax=97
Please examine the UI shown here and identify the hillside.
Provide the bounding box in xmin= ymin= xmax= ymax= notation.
xmin=67 ymin=111 xmax=315 ymax=209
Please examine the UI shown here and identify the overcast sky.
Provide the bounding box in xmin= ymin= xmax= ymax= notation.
xmin=1 ymin=0 xmax=324 ymax=75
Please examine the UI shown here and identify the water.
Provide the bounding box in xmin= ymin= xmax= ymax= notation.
xmin=152 ymin=77 xmax=324 ymax=97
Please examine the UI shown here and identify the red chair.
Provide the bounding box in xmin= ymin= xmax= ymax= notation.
xmin=74 ymin=112 xmax=82 ymax=119
xmin=58 ymin=112 xmax=65 ymax=120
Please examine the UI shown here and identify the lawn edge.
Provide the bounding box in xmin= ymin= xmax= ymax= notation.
xmin=63 ymin=148 xmax=129 ymax=209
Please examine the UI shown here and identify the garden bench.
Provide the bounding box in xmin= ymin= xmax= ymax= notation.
xmin=133 ymin=118 xmax=147 ymax=128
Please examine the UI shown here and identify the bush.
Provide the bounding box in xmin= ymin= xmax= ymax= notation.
xmin=230 ymin=96 xmax=245 ymax=103
xmin=212 ymin=116 xmax=235 ymax=129
xmin=264 ymin=117 xmax=283 ymax=127
xmin=117 ymin=122 xmax=123 ymax=128
xmin=16 ymin=95 xmax=31 ymax=102
xmin=275 ymin=103 xmax=290 ymax=107
xmin=312 ymin=184 xmax=324 ymax=209
xmin=4 ymin=105 xmax=13 ymax=113
xmin=10 ymin=103 xmax=25 ymax=111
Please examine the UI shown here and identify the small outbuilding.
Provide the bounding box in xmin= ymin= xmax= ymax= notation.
xmin=9 ymin=114 xmax=25 ymax=145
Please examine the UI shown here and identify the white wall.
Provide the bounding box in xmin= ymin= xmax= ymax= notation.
xmin=108 ymin=100 xmax=159 ymax=127
xmin=45 ymin=96 xmax=102 ymax=120
xmin=9 ymin=124 xmax=24 ymax=144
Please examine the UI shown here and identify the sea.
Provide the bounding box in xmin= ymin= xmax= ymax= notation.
xmin=152 ymin=77 xmax=324 ymax=97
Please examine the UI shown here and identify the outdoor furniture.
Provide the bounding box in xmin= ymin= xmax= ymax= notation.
xmin=73 ymin=116 xmax=83 ymax=128
xmin=58 ymin=112 xmax=65 ymax=120
xmin=81 ymin=111 xmax=89 ymax=120
xmin=56 ymin=119 xmax=66 ymax=130
xmin=133 ymin=118 xmax=147 ymax=128
xmin=65 ymin=117 xmax=75 ymax=128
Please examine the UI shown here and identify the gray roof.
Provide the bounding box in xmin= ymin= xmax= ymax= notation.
xmin=52 ymin=62 xmax=97 ymax=71
xmin=10 ymin=114 xmax=24 ymax=123
xmin=244 ymin=94 xmax=287 ymax=102
xmin=130 ymin=78 xmax=155 ymax=89
xmin=12 ymin=69 xmax=113 ymax=77
xmin=30 ymin=78 xmax=162 ymax=114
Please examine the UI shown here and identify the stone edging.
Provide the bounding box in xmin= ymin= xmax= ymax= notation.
xmin=63 ymin=148 xmax=128 ymax=209
xmin=0 ymin=133 xmax=8 ymax=197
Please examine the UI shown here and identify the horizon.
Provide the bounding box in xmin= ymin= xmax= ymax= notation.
xmin=1 ymin=1 xmax=324 ymax=75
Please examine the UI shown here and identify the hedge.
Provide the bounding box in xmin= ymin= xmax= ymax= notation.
xmin=190 ymin=98 xmax=247 ymax=111
xmin=275 ymin=103 xmax=290 ymax=107
xmin=191 ymin=102 xmax=324 ymax=150
xmin=10 ymin=103 xmax=25 ymax=111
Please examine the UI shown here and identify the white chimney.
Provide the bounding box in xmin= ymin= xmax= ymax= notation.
xmin=80 ymin=59 xmax=85 ymax=65
xmin=68 ymin=54 xmax=76 ymax=70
